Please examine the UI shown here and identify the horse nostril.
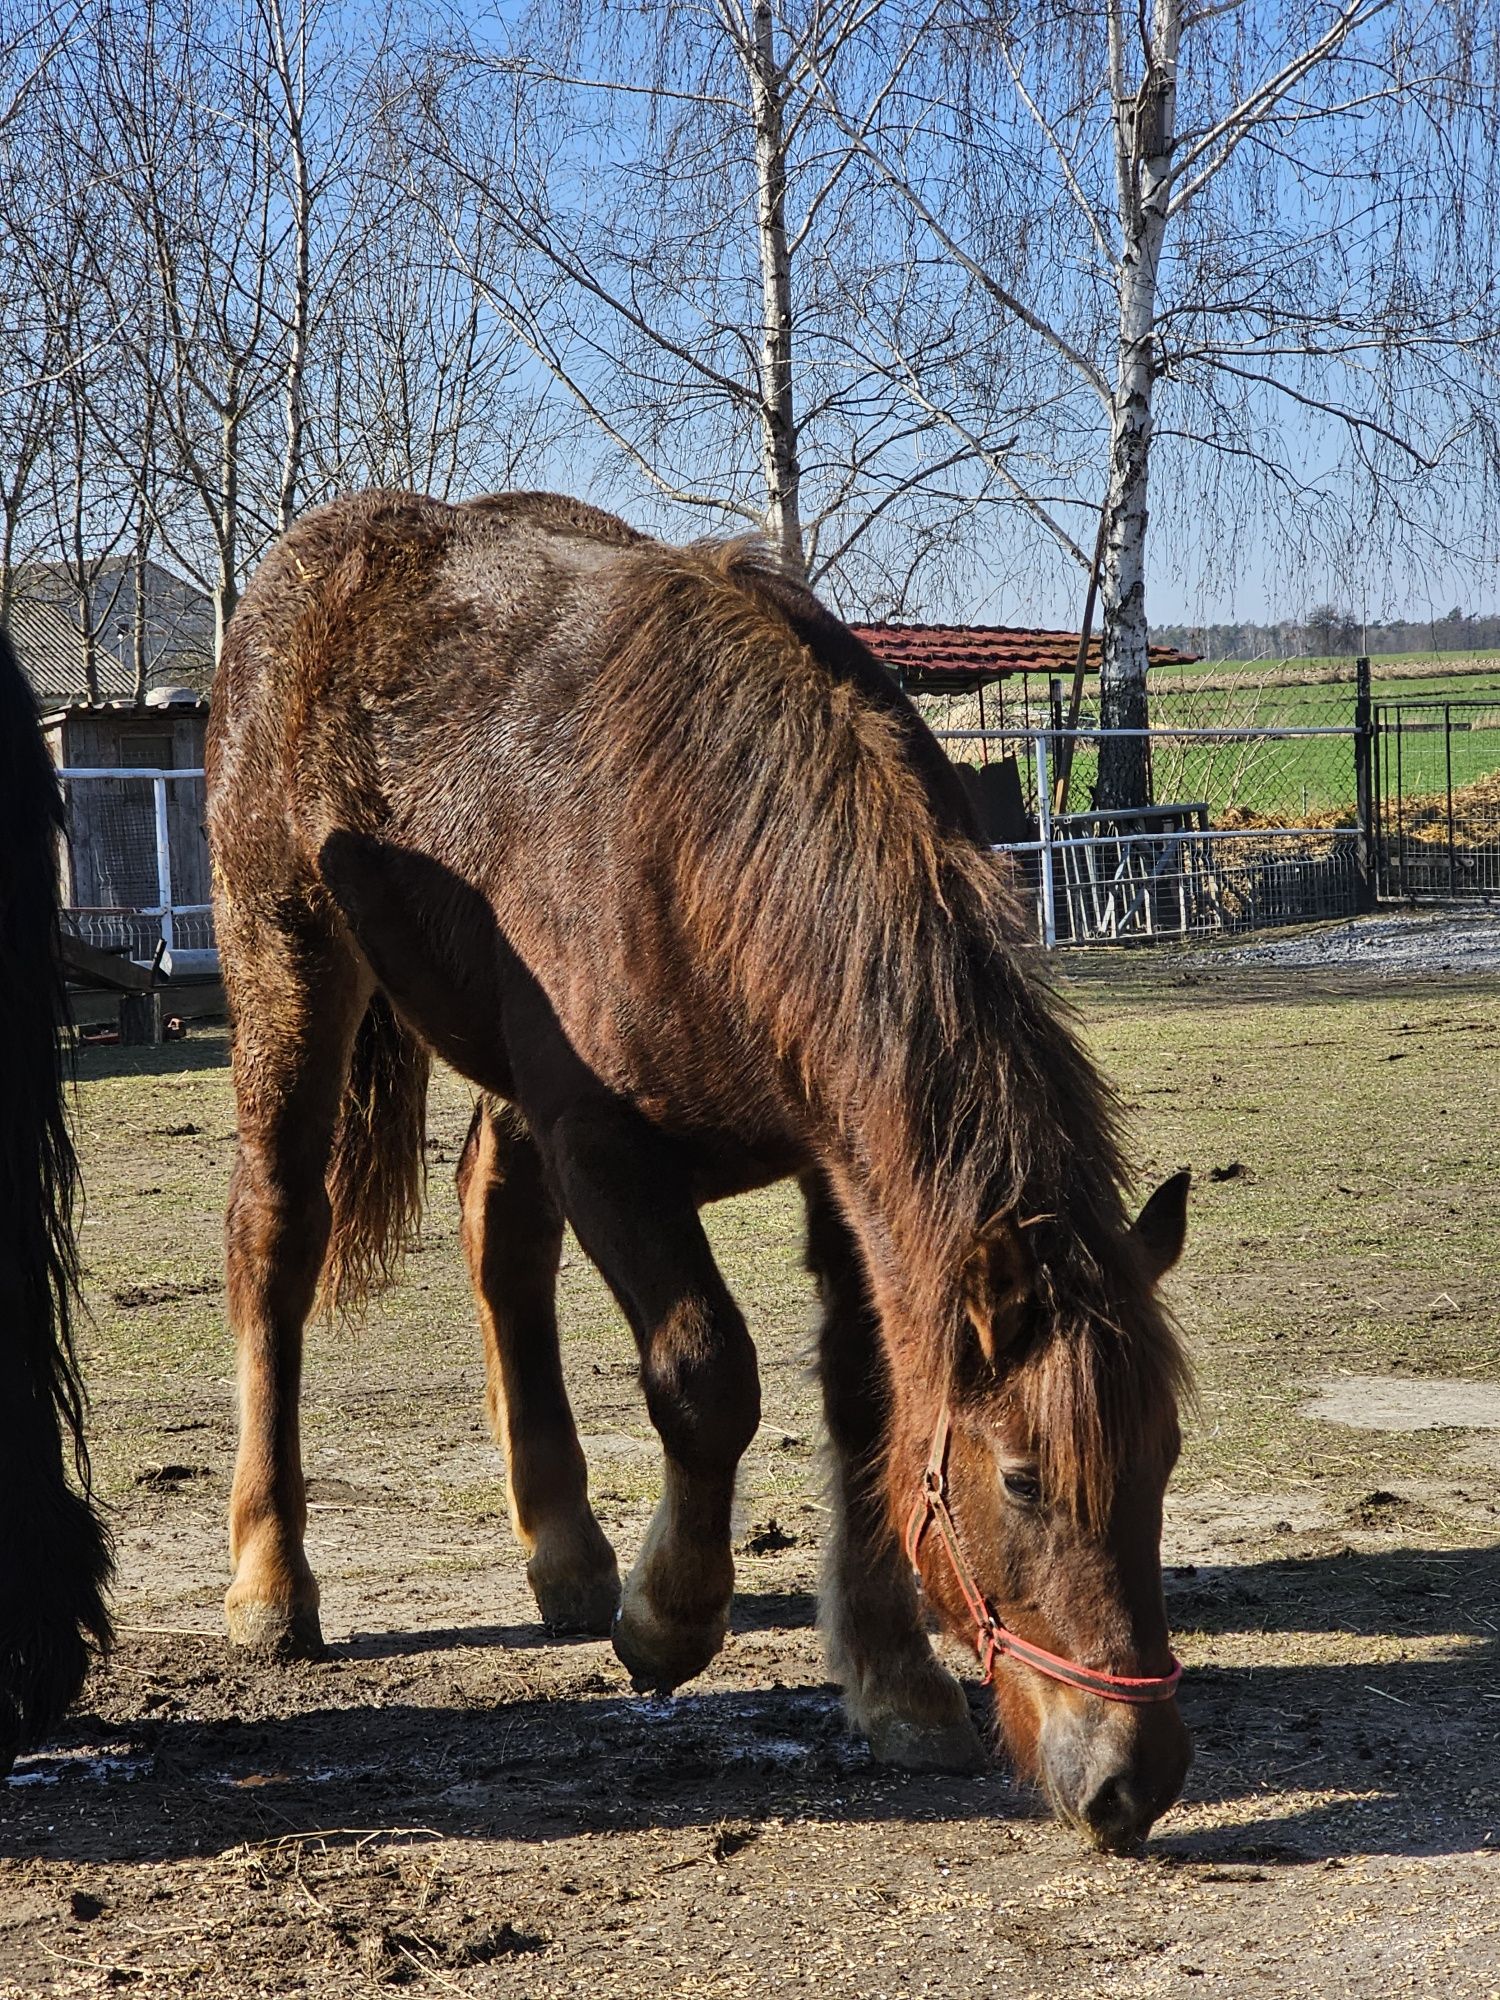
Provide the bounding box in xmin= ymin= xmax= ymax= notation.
xmin=1080 ymin=1773 xmax=1148 ymax=1852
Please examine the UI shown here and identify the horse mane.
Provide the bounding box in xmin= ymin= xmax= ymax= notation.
xmin=584 ymin=534 xmax=1189 ymax=1519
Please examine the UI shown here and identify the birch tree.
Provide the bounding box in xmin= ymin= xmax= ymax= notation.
xmin=48 ymin=0 xmax=542 ymax=655
xmin=417 ymin=0 xmax=985 ymax=610
xmin=0 ymin=0 xmax=90 ymax=620
xmin=819 ymin=1 xmax=1500 ymax=803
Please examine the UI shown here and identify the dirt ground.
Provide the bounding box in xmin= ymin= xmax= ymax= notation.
xmin=3 ymin=954 xmax=1498 ymax=1998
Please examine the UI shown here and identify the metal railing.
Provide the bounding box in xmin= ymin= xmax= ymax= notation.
xmin=1373 ymin=699 xmax=1500 ymax=899
xmin=935 ymin=726 xmax=1365 ymax=947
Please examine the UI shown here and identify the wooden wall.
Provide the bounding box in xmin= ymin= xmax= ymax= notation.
xmin=51 ymin=706 xmax=211 ymax=912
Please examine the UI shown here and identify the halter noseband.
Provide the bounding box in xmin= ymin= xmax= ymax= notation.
xmin=904 ymin=1405 xmax=1183 ymax=1706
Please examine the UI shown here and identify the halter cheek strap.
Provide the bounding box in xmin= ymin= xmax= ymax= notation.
xmin=904 ymin=1405 xmax=1183 ymax=1706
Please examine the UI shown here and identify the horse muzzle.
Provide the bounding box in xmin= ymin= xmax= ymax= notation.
xmin=1039 ymin=1697 xmax=1193 ymax=1852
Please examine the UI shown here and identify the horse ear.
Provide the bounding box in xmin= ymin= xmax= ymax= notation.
xmin=1132 ymin=1170 xmax=1190 ymax=1284
xmin=962 ymin=1212 xmax=1032 ymax=1367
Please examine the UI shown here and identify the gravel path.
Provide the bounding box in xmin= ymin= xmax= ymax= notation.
xmin=1209 ymin=906 xmax=1500 ymax=974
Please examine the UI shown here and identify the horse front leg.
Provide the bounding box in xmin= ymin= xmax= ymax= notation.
xmin=543 ymin=1105 xmax=760 ymax=1693
xmin=804 ymin=1174 xmax=985 ymax=1772
xmin=457 ymin=1098 xmax=619 ymax=1634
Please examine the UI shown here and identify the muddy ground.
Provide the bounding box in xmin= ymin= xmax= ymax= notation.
xmin=3 ymin=953 xmax=1498 ymax=1998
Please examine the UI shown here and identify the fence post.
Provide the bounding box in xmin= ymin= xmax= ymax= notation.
xmin=1352 ymin=656 xmax=1376 ymax=911
xmin=153 ymin=774 xmax=175 ymax=951
xmin=1035 ymin=730 xmax=1058 ymax=950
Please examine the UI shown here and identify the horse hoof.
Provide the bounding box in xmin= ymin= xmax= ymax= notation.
xmin=864 ymin=1711 xmax=988 ymax=1774
xmin=529 ymin=1554 xmax=621 ymax=1638
xmin=225 ymin=1599 xmax=325 ymax=1660
xmin=612 ymin=1594 xmax=728 ymax=1693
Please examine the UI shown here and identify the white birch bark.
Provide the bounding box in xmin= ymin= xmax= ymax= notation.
xmin=744 ymin=0 xmax=805 ymax=575
xmin=1096 ymin=0 xmax=1179 ymax=808
xmin=215 ymin=382 xmax=241 ymax=660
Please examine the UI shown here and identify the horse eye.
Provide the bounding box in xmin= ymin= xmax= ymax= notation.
xmin=1003 ymin=1470 xmax=1042 ymax=1505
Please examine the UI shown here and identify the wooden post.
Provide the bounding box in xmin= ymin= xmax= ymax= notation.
xmin=1352 ymin=654 xmax=1376 ymax=911
xmin=119 ymin=992 xmax=164 ymax=1045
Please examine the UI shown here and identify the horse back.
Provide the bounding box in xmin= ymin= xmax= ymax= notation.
xmin=207 ymin=490 xmax=996 ymax=1147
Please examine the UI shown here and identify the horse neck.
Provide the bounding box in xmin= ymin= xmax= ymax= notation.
xmin=811 ymin=991 xmax=1124 ymax=1423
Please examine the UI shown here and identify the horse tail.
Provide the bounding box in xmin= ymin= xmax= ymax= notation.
xmin=0 ymin=628 xmax=113 ymax=1770
xmin=318 ymin=991 xmax=430 ymax=1317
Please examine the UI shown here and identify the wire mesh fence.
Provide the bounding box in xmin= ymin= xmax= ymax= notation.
xmin=57 ymin=767 xmax=212 ymax=961
xmin=935 ymin=720 xmax=1368 ymax=946
xmin=931 ymin=657 xmax=1500 ymax=944
xmin=1003 ymin=825 xmax=1364 ymax=944
xmin=921 ymin=674 xmax=1361 ymax=828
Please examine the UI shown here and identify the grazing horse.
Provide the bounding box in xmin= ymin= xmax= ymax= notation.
xmin=207 ymin=490 xmax=1192 ymax=1850
xmin=0 ymin=629 xmax=113 ymax=1775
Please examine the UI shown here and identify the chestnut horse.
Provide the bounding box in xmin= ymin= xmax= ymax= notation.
xmin=0 ymin=629 xmax=112 ymax=1774
xmin=207 ymin=490 xmax=1192 ymax=1849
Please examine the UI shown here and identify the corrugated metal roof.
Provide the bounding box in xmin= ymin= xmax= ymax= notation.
xmin=6 ymin=597 xmax=93 ymax=702
xmin=6 ymin=559 xmax=214 ymax=706
xmin=851 ymin=623 xmax=1198 ymax=693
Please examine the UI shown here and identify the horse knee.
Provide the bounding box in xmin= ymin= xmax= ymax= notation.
xmin=641 ymin=1301 xmax=760 ymax=1473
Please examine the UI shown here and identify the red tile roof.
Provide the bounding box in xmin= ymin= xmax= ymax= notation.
xmin=850 ymin=623 xmax=1198 ymax=694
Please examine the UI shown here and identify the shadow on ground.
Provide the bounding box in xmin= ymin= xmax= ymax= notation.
xmin=4 ymin=1545 xmax=1494 ymax=1872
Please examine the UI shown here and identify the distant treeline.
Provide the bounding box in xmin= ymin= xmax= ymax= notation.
xmin=1153 ymin=605 xmax=1500 ymax=662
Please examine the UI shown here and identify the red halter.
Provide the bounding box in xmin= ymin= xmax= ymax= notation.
xmin=904 ymin=1405 xmax=1183 ymax=1706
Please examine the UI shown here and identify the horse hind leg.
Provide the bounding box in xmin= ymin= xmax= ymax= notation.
xmin=457 ymin=1099 xmax=619 ymax=1634
xmin=222 ymin=920 xmax=372 ymax=1658
xmin=804 ymin=1174 xmax=984 ymax=1773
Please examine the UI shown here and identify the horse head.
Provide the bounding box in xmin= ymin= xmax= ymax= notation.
xmin=902 ymin=1170 xmax=1192 ymax=1851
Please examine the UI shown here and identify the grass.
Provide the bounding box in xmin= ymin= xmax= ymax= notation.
xmin=68 ymin=967 xmax=1500 ymax=1537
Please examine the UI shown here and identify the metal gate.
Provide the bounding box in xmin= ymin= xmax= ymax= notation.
xmin=1373 ymin=700 xmax=1500 ymax=898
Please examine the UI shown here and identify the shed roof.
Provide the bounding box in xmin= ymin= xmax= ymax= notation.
xmin=7 ymin=596 xmax=92 ymax=703
xmin=6 ymin=557 xmax=214 ymax=707
xmin=850 ymin=623 xmax=1199 ymax=694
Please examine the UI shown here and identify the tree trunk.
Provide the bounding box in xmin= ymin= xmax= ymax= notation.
xmin=215 ymin=397 xmax=240 ymax=661
xmin=131 ymin=536 xmax=150 ymax=703
xmin=0 ymin=501 xmax=17 ymax=627
xmin=70 ymin=459 xmax=100 ymax=705
xmin=1095 ymin=0 xmax=1178 ymax=810
xmin=746 ymin=0 xmax=805 ymax=578
xmin=272 ymin=0 xmax=311 ymax=534
xmin=1095 ymin=395 xmax=1153 ymax=807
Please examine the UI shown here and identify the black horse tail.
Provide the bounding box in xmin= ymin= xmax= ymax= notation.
xmin=0 ymin=627 xmax=113 ymax=1772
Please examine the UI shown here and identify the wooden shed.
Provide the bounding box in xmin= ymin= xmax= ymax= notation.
xmin=42 ymin=689 xmax=213 ymax=959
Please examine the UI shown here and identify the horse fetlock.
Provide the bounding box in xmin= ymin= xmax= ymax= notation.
xmin=526 ymin=1522 xmax=621 ymax=1637
xmin=612 ymin=1567 xmax=731 ymax=1693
